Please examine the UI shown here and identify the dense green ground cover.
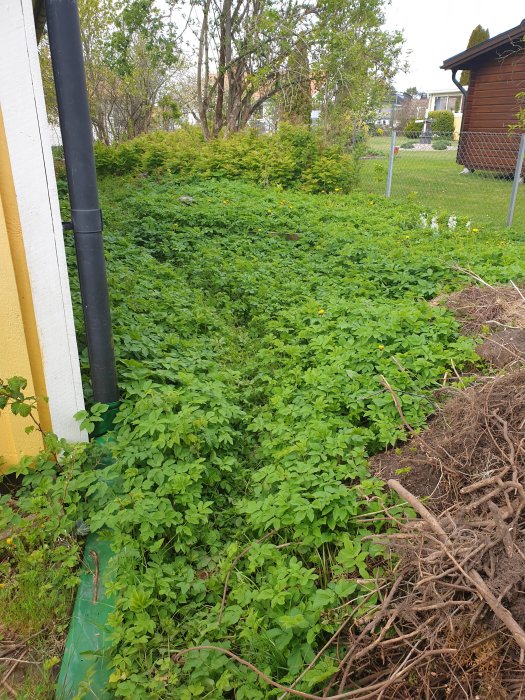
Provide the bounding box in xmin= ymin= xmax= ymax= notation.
xmin=3 ymin=168 xmax=525 ymax=698
xmin=77 ymin=177 xmax=524 ymax=697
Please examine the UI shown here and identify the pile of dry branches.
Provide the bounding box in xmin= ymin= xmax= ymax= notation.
xmin=321 ymin=371 xmax=525 ymax=699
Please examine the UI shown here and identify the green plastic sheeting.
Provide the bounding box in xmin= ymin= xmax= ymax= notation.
xmin=56 ymin=432 xmax=118 ymax=699
xmin=92 ymin=402 xmax=120 ymax=439
xmin=55 ymin=533 xmax=116 ymax=699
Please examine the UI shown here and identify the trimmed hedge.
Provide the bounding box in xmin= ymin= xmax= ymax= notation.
xmin=404 ymin=120 xmax=423 ymax=138
xmin=428 ymin=111 xmax=454 ymax=139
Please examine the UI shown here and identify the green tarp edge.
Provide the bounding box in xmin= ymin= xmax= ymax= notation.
xmin=56 ymin=428 xmax=120 ymax=700
xmin=55 ymin=532 xmax=116 ymax=699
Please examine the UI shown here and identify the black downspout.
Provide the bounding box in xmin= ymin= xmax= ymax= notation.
xmin=45 ymin=0 xmax=119 ymax=410
xmin=451 ymin=70 xmax=468 ymax=100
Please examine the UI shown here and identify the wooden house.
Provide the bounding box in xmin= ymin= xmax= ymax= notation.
xmin=442 ymin=20 xmax=525 ymax=173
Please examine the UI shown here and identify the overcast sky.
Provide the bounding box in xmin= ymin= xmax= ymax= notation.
xmin=385 ymin=1 xmax=523 ymax=92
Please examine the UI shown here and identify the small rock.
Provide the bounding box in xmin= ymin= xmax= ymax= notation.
xmin=179 ymin=196 xmax=195 ymax=205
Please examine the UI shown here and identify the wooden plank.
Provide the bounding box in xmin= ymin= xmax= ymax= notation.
xmin=467 ymin=95 xmax=524 ymax=106
xmin=470 ymin=72 xmax=525 ymax=84
xmin=467 ymin=113 xmax=519 ymax=122
xmin=467 ymin=108 xmax=520 ymax=117
xmin=467 ymin=121 xmax=517 ymax=129
xmin=468 ymin=102 xmax=523 ymax=112
xmin=471 ymin=66 xmax=525 ymax=78
xmin=470 ymin=87 xmax=525 ymax=98
xmin=472 ymin=57 xmax=525 ymax=77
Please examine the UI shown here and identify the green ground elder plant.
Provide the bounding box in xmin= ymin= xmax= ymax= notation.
xmin=5 ymin=166 xmax=525 ymax=698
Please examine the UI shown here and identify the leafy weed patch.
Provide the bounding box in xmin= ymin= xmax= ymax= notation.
xmin=3 ymin=174 xmax=525 ymax=698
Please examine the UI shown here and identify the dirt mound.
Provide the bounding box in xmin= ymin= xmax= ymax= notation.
xmin=445 ymin=283 xmax=525 ymax=335
xmin=371 ymin=438 xmax=444 ymax=500
xmin=372 ymin=370 xmax=525 ymax=499
xmin=349 ymin=371 xmax=525 ymax=699
xmin=476 ymin=328 xmax=525 ymax=368
xmin=442 ymin=283 xmax=525 ymax=370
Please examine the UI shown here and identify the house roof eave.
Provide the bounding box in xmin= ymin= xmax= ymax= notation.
xmin=441 ymin=20 xmax=525 ymax=71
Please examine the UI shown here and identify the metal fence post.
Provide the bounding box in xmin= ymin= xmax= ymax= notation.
xmin=507 ymin=133 xmax=525 ymax=228
xmin=386 ymin=130 xmax=396 ymax=198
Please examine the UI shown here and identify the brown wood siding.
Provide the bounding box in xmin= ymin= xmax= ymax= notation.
xmin=458 ymin=46 xmax=525 ymax=172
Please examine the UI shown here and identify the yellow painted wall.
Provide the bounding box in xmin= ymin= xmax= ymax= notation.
xmin=0 ymin=108 xmax=49 ymax=469
xmin=454 ymin=115 xmax=462 ymax=141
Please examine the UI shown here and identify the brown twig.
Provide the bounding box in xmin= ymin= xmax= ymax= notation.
xmin=0 ymin=679 xmax=16 ymax=698
xmin=0 ymin=648 xmax=29 ymax=687
xmin=469 ymin=571 xmax=525 ymax=653
xmin=488 ymin=500 xmax=514 ymax=558
xmin=90 ymin=550 xmax=99 ymax=605
xmin=172 ymin=645 xmax=457 ymax=699
xmin=387 ymin=480 xmax=449 ymax=544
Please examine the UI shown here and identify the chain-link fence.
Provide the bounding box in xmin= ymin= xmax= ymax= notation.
xmin=358 ymin=131 xmax=525 ymax=229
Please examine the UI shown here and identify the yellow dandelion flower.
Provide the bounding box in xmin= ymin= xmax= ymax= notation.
xmin=472 ymin=228 xmax=479 ymax=233
xmin=318 ymin=309 xmax=325 ymax=315
xmin=378 ymin=344 xmax=385 ymax=350
xmin=5 ymin=538 xmax=13 ymax=546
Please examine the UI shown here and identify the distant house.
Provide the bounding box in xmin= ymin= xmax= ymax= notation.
xmin=442 ymin=19 xmax=525 ymax=172
xmin=426 ymin=88 xmax=466 ymax=139
xmin=375 ymin=92 xmax=428 ymax=129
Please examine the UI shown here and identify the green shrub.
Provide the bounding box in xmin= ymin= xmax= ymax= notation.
xmin=404 ymin=120 xmax=423 ymax=138
xmin=400 ymin=141 xmax=415 ymax=149
xmin=432 ymin=139 xmax=449 ymax=150
xmin=428 ymin=110 xmax=455 ymax=139
xmin=93 ymin=125 xmax=362 ymax=193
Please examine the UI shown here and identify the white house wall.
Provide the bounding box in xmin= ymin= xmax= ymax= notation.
xmin=0 ymin=0 xmax=86 ymax=440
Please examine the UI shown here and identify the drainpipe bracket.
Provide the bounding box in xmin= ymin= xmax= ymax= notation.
xmin=72 ymin=208 xmax=103 ymax=234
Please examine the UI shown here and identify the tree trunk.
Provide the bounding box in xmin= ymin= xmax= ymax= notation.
xmin=213 ymin=0 xmax=231 ymax=136
xmin=197 ymin=0 xmax=211 ymax=139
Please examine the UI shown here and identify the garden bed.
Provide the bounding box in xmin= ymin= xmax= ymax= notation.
xmin=3 ymin=164 xmax=525 ymax=697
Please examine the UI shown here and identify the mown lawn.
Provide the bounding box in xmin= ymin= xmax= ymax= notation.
xmin=361 ymin=136 xmax=525 ymax=230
